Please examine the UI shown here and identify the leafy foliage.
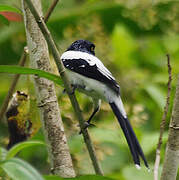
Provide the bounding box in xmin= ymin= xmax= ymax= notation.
xmin=0 ymin=14 xmax=9 ymax=25
xmin=0 ymin=4 xmax=22 ymax=25
xmin=0 ymin=5 xmax=21 ymax=14
xmin=0 ymin=65 xmax=63 ymax=86
xmin=0 ymin=141 xmax=45 ymax=180
xmin=6 ymin=141 xmax=45 ymax=160
xmin=0 ymin=158 xmax=44 ymax=180
xmin=0 ymin=0 xmax=179 ymax=180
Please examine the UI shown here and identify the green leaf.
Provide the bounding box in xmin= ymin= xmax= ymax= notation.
xmin=0 ymin=158 xmax=44 ymax=180
xmin=44 ymin=175 xmax=114 ymax=180
xmin=0 ymin=147 xmax=7 ymax=161
xmin=111 ymin=25 xmax=137 ymax=68
xmin=44 ymin=175 xmax=63 ymax=180
xmin=0 ymin=14 xmax=9 ymax=25
xmin=144 ymin=84 xmax=165 ymax=110
xmin=6 ymin=141 xmax=45 ymax=160
xmin=141 ymin=132 xmax=168 ymax=155
xmin=0 ymin=65 xmax=63 ymax=86
xmin=74 ymin=175 xmax=115 ymax=180
xmin=0 ymin=5 xmax=21 ymax=14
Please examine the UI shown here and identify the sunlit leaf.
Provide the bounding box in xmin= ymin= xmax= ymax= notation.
xmin=0 ymin=5 xmax=21 ymax=14
xmin=0 ymin=158 xmax=44 ymax=180
xmin=0 ymin=65 xmax=63 ymax=86
xmin=144 ymin=84 xmax=165 ymax=110
xmin=141 ymin=132 xmax=168 ymax=155
xmin=6 ymin=141 xmax=45 ymax=160
xmin=111 ymin=25 xmax=137 ymax=68
xmin=0 ymin=147 xmax=7 ymax=161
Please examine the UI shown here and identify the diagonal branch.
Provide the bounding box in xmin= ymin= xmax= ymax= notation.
xmin=154 ymin=54 xmax=172 ymax=180
xmin=24 ymin=0 xmax=103 ymax=175
xmin=160 ymin=75 xmax=179 ymax=180
xmin=44 ymin=0 xmax=59 ymax=23
xmin=0 ymin=0 xmax=60 ymax=122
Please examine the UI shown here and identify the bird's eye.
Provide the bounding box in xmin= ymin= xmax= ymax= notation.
xmin=90 ymin=46 xmax=94 ymax=52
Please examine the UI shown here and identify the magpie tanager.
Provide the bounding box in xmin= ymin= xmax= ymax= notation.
xmin=61 ymin=39 xmax=149 ymax=169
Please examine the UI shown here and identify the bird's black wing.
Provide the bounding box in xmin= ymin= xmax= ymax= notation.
xmin=62 ymin=58 xmax=120 ymax=94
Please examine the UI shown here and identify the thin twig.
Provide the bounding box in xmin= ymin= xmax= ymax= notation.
xmin=44 ymin=0 xmax=59 ymax=23
xmin=154 ymin=54 xmax=172 ymax=180
xmin=0 ymin=0 xmax=59 ymax=122
xmin=25 ymin=0 xmax=103 ymax=175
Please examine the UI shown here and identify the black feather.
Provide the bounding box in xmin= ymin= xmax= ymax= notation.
xmin=62 ymin=58 xmax=120 ymax=94
xmin=125 ymin=119 xmax=149 ymax=168
xmin=109 ymin=102 xmax=149 ymax=168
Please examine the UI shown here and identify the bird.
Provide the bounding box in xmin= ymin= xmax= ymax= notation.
xmin=60 ymin=39 xmax=149 ymax=169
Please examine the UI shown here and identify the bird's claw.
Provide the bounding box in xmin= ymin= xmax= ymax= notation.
xmin=62 ymin=85 xmax=76 ymax=95
xmin=62 ymin=88 xmax=66 ymax=94
xmin=69 ymin=85 xmax=77 ymax=95
xmin=79 ymin=121 xmax=95 ymax=134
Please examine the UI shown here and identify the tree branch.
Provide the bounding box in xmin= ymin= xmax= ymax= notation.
xmin=160 ymin=76 xmax=179 ymax=180
xmin=154 ymin=54 xmax=172 ymax=180
xmin=44 ymin=0 xmax=59 ymax=23
xmin=24 ymin=0 xmax=103 ymax=175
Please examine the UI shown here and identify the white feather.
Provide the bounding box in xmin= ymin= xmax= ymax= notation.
xmin=112 ymin=96 xmax=127 ymax=118
xmin=65 ymin=69 xmax=107 ymax=100
xmin=135 ymin=164 xmax=141 ymax=170
xmin=65 ymin=69 xmax=126 ymax=118
xmin=61 ymin=51 xmax=116 ymax=81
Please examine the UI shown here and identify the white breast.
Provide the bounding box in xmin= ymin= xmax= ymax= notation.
xmin=65 ymin=69 xmax=115 ymax=102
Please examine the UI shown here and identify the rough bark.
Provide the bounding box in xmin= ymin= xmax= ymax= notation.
xmin=21 ymin=0 xmax=76 ymax=177
xmin=160 ymin=76 xmax=179 ymax=180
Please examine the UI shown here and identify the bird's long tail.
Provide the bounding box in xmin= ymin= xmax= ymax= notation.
xmin=109 ymin=97 xmax=149 ymax=169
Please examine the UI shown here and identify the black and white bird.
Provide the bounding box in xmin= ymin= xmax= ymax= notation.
xmin=61 ymin=39 xmax=149 ymax=169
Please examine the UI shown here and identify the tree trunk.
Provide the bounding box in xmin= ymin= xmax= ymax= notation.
xmin=21 ymin=0 xmax=76 ymax=177
xmin=160 ymin=76 xmax=179 ymax=180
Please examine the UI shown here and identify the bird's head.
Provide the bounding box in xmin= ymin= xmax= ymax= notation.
xmin=66 ymin=40 xmax=95 ymax=55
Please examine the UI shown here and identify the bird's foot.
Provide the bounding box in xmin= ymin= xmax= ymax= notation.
xmin=62 ymin=88 xmax=66 ymax=94
xmin=79 ymin=121 xmax=95 ymax=134
xmin=62 ymin=85 xmax=77 ymax=95
xmin=69 ymin=85 xmax=77 ymax=95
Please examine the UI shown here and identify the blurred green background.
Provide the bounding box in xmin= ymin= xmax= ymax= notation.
xmin=0 ymin=0 xmax=179 ymax=179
